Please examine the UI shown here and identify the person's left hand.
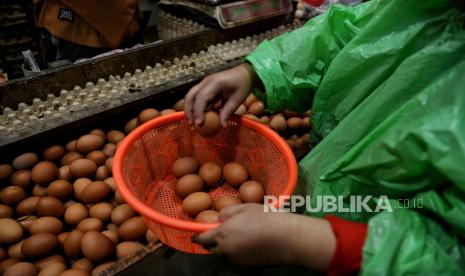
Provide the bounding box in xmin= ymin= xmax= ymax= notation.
xmin=192 ymin=204 xmax=336 ymax=271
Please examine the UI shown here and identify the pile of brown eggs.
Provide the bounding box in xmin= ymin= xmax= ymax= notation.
xmin=0 ymin=131 xmax=157 ymax=276
xmin=236 ymin=93 xmax=311 ymax=158
xmin=0 ymin=92 xmax=311 ymax=276
xmin=172 ymin=157 xmax=265 ymax=223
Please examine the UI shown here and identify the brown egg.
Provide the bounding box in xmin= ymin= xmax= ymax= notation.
xmin=234 ymin=104 xmax=247 ymax=115
xmin=61 ymin=152 xmax=83 ymax=166
xmin=102 ymin=144 xmax=116 ymax=158
xmin=161 ymin=109 xmax=176 ymax=116
xmin=81 ymin=231 xmax=114 ymax=263
xmin=73 ymin=178 xmax=92 ymax=199
xmin=114 ymin=191 xmax=125 ymax=204
xmin=106 ymin=224 xmax=118 ymax=231
xmin=195 ymin=210 xmax=219 ymax=223
xmin=0 ymin=204 xmax=13 ymax=218
xmin=32 ymin=185 xmax=47 ymax=197
xmin=195 ymin=111 xmax=221 ymax=138
xmin=295 ymin=134 xmax=310 ymax=152
xmin=145 ymin=229 xmax=158 ymax=243
xmin=95 ymin=167 xmax=109 ymax=181
xmin=35 ymin=254 xmax=66 ymax=270
xmin=64 ymin=203 xmax=88 ymax=225
xmin=76 ymin=135 xmax=104 ymax=154
xmin=22 ymin=233 xmax=58 ymax=258
xmin=117 ymin=217 xmax=147 ymax=241
xmin=175 ymin=174 xmax=204 ymax=199
xmin=213 ymin=196 xmax=241 ymax=211
xmin=110 ymin=204 xmax=135 ymax=226
xmin=101 ymin=230 xmax=118 ymax=244
xmin=124 ymin=118 xmax=139 ymax=134
xmin=43 ymin=146 xmax=66 ymax=162
xmin=37 ymin=262 xmax=66 ymax=276
xmin=89 ymin=203 xmax=112 ymax=222
xmin=64 ymin=230 xmax=84 ymax=259
xmin=36 ymin=197 xmax=65 ymax=218
xmin=283 ymin=110 xmax=300 ymax=117
xmin=289 ymin=134 xmax=299 ymax=141
xmin=182 ymin=192 xmax=213 ymax=217
xmin=138 ymin=108 xmax=159 ymax=124
xmin=69 ymin=159 xmax=97 ymax=178
xmin=0 ymin=259 xmax=19 ymax=273
xmin=174 ymin=99 xmax=185 ymax=111
xmin=80 ymin=181 xmax=111 ymax=203
xmin=239 ymin=181 xmax=265 ymax=203
xmin=60 ymin=269 xmax=90 ymax=276
xmin=17 ymin=216 xmax=36 ymax=232
xmin=301 ymin=117 xmax=311 ymax=129
xmin=116 ymin=242 xmax=144 ymax=259
xmin=198 ymin=162 xmax=222 ymax=187
xmin=12 ymin=153 xmax=38 ymax=170
xmin=66 ymin=140 xmax=77 ymax=152
xmin=47 ymin=180 xmax=73 ymax=200
xmin=16 ymin=197 xmax=39 ymax=217
xmin=223 ymin=163 xmax=248 ymax=187
xmin=287 ymin=117 xmax=301 ymax=130
xmin=103 ymin=177 xmax=115 ymax=191
xmin=77 ymin=218 xmax=103 ymax=232
xmin=85 ymin=151 xmax=107 ymax=166
xmin=7 ymin=241 xmax=24 ymax=259
xmin=89 ymin=129 xmax=106 ymax=141
xmin=244 ymin=93 xmax=258 ymax=107
xmin=172 ymin=157 xmax=200 ymax=178
xmin=92 ymin=262 xmax=115 ymax=275
xmin=10 ymin=170 xmax=32 ymax=188
xmin=106 ymin=131 xmax=125 ymax=144
xmin=269 ymin=115 xmax=287 ymax=132
xmin=72 ymin=258 xmax=93 ymax=272
xmin=243 ymin=114 xmax=260 ymax=122
xmin=0 ymin=164 xmax=13 ymax=180
xmin=4 ymin=262 xmax=37 ymax=276
xmin=0 ymin=186 xmax=26 ymax=205
xmin=104 ymin=157 xmax=113 ymax=173
xmin=248 ymin=101 xmax=265 ymax=116
xmin=57 ymin=166 xmax=71 ymax=181
xmin=286 ymin=140 xmax=296 ymax=150
xmin=29 ymin=217 xmax=63 ymax=235
xmin=259 ymin=116 xmax=270 ymax=124
xmin=57 ymin=232 xmax=68 ymax=248
xmin=0 ymin=247 xmax=5 ymax=261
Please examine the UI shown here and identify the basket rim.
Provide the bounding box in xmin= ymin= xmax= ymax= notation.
xmin=113 ymin=111 xmax=298 ymax=232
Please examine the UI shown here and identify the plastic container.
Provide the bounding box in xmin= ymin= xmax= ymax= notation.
xmin=114 ymin=112 xmax=298 ymax=254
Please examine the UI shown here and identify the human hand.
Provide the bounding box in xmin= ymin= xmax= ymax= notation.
xmin=184 ymin=63 xmax=257 ymax=127
xmin=192 ymin=204 xmax=336 ymax=271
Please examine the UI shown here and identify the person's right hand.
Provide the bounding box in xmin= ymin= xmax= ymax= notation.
xmin=184 ymin=63 xmax=257 ymax=127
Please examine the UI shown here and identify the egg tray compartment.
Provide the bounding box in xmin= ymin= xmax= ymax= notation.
xmin=121 ymin=116 xmax=290 ymax=254
xmin=0 ymin=15 xmax=295 ymax=161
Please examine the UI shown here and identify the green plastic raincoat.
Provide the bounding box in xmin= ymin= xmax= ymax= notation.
xmin=245 ymin=0 xmax=465 ymax=274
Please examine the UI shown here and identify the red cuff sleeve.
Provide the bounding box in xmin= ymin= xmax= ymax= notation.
xmin=325 ymin=215 xmax=367 ymax=276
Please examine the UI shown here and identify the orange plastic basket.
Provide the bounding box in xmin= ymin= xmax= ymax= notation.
xmin=113 ymin=112 xmax=297 ymax=254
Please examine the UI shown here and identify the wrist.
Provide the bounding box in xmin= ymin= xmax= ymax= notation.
xmin=289 ymin=215 xmax=337 ymax=271
xmin=240 ymin=62 xmax=258 ymax=85
xmin=238 ymin=63 xmax=261 ymax=95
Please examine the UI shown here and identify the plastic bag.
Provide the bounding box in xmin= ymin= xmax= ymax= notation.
xmin=246 ymin=0 xmax=465 ymax=273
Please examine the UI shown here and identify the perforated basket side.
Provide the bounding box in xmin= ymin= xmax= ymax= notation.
xmin=114 ymin=112 xmax=297 ymax=254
